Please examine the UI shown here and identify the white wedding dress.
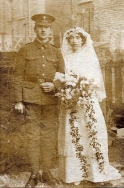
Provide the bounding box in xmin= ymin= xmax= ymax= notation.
xmin=58 ymin=51 xmax=121 ymax=183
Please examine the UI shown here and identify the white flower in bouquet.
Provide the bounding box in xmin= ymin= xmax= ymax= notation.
xmin=82 ymin=90 xmax=86 ymax=96
xmin=53 ymin=72 xmax=65 ymax=90
xmin=65 ymin=88 xmax=71 ymax=94
xmin=53 ymin=72 xmax=65 ymax=82
xmin=65 ymin=74 xmax=77 ymax=83
xmin=77 ymin=97 xmax=82 ymax=106
xmin=65 ymin=70 xmax=78 ymax=82
xmin=80 ymin=79 xmax=90 ymax=89
xmin=61 ymin=89 xmax=65 ymax=93
xmin=88 ymin=89 xmax=92 ymax=94
xmin=66 ymin=94 xmax=72 ymax=100
xmin=65 ymin=88 xmax=72 ymax=100
xmin=66 ymin=81 xmax=76 ymax=87
xmin=77 ymin=97 xmax=88 ymax=106
xmin=61 ymin=97 xmax=65 ymax=101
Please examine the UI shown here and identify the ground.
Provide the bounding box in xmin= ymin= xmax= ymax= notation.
xmin=0 ymin=136 xmax=124 ymax=188
xmin=0 ymin=164 xmax=124 ymax=188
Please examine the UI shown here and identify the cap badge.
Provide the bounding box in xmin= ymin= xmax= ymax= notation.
xmin=43 ymin=15 xmax=47 ymax=20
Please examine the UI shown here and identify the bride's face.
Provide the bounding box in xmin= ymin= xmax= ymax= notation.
xmin=68 ymin=33 xmax=83 ymax=51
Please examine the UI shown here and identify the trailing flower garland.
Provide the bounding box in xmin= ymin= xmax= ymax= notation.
xmin=84 ymin=96 xmax=105 ymax=173
xmin=53 ymin=71 xmax=105 ymax=176
xmin=69 ymin=110 xmax=89 ymax=178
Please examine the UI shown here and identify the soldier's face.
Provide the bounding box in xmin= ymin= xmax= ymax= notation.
xmin=34 ymin=25 xmax=51 ymax=40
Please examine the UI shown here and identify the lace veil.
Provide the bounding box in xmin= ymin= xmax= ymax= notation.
xmin=61 ymin=27 xmax=106 ymax=101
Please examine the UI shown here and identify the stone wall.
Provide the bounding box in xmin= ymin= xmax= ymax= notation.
xmin=45 ymin=0 xmax=74 ymax=47
xmin=93 ymin=0 xmax=124 ymax=42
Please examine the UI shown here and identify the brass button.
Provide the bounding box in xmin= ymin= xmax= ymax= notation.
xmin=42 ymin=47 xmax=44 ymax=49
xmin=42 ymin=73 xmax=45 ymax=76
xmin=42 ymin=64 xmax=45 ymax=67
xmin=42 ymin=55 xmax=44 ymax=58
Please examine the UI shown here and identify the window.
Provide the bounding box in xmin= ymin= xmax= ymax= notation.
xmin=19 ymin=0 xmax=24 ymax=17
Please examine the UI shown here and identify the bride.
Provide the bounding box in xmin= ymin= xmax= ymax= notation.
xmin=57 ymin=27 xmax=121 ymax=185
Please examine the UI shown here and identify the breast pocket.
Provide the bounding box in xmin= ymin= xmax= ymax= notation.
xmin=45 ymin=57 xmax=59 ymax=81
xmin=46 ymin=57 xmax=59 ymax=68
xmin=25 ymin=56 xmax=41 ymax=79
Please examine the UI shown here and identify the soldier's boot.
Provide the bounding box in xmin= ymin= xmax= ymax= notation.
xmin=42 ymin=171 xmax=58 ymax=187
xmin=25 ymin=173 xmax=39 ymax=188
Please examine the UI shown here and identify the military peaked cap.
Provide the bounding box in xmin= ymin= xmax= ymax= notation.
xmin=31 ymin=14 xmax=55 ymax=26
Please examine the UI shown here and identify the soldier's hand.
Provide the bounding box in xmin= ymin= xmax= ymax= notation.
xmin=15 ymin=102 xmax=25 ymax=113
xmin=41 ymin=82 xmax=55 ymax=92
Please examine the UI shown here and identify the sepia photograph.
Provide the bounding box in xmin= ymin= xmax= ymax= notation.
xmin=0 ymin=0 xmax=124 ymax=187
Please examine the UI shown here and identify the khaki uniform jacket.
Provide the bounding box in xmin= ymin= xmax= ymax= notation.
xmin=13 ymin=39 xmax=65 ymax=105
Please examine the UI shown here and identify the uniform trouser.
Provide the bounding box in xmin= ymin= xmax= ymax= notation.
xmin=25 ymin=104 xmax=58 ymax=173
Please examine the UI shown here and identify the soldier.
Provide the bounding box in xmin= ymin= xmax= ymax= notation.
xmin=13 ymin=14 xmax=65 ymax=187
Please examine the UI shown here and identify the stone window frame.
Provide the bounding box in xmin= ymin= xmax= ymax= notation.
xmin=78 ymin=0 xmax=93 ymax=4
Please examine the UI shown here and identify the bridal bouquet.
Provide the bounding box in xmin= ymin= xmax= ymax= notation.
xmin=53 ymin=70 xmax=98 ymax=109
xmin=53 ymin=71 xmax=105 ymax=176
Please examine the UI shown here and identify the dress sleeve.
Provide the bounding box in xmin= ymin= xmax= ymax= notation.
xmin=88 ymin=51 xmax=106 ymax=102
xmin=81 ymin=47 xmax=106 ymax=102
